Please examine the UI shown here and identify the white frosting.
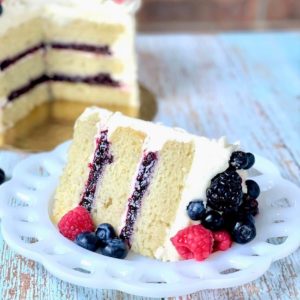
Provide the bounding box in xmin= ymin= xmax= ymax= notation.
xmin=0 ymin=0 xmax=135 ymax=36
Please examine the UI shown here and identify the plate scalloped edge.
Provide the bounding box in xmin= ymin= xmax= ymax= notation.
xmin=0 ymin=141 xmax=300 ymax=298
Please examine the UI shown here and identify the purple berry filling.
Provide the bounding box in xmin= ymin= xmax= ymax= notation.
xmin=79 ymin=130 xmax=113 ymax=212
xmin=120 ymin=152 xmax=158 ymax=247
xmin=49 ymin=42 xmax=112 ymax=55
xmin=0 ymin=43 xmax=45 ymax=71
xmin=7 ymin=73 xmax=121 ymax=102
xmin=8 ymin=74 xmax=49 ymax=102
xmin=0 ymin=42 xmax=112 ymax=71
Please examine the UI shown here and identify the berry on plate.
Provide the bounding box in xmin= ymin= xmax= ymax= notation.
xmin=206 ymin=169 xmax=243 ymax=212
xmin=96 ymin=223 xmax=116 ymax=246
xmin=213 ymin=230 xmax=232 ymax=251
xmin=201 ymin=210 xmax=224 ymax=231
xmin=244 ymin=153 xmax=255 ymax=169
xmin=231 ymin=219 xmax=256 ymax=244
xmin=0 ymin=168 xmax=5 ymax=185
xmin=229 ymin=151 xmax=248 ymax=170
xmin=241 ymin=194 xmax=259 ymax=216
xmin=100 ymin=238 xmax=129 ymax=259
xmin=58 ymin=206 xmax=95 ymax=240
xmin=171 ymin=225 xmax=213 ymax=261
xmin=186 ymin=200 xmax=206 ymax=221
xmin=246 ymin=180 xmax=260 ymax=199
xmin=75 ymin=232 xmax=99 ymax=252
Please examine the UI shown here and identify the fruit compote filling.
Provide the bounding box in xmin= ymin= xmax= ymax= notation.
xmin=7 ymin=73 xmax=121 ymax=102
xmin=80 ymin=130 xmax=113 ymax=212
xmin=120 ymin=152 xmax=158 ymax=246
xmin=0 ymin=42 xmax=112 ymax=71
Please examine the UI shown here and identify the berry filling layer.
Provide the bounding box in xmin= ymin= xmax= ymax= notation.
xmin=79 ymin=130 xmax=113 ymax=212
xmin=0 ymin=42 xmax=112 ymax=71
xmin=120 ymin=152 xmax=158 ymax=247
xmin=7 ymin=73 xmax=121 ymax=102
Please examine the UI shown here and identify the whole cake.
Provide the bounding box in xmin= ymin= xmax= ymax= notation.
xmin=0 ymin=0 xmax=139 ymax=132
xmin=53 ymin=107 xmax=260 ymax=262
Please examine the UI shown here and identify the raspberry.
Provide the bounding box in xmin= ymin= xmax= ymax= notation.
xmin=213 ymin=230 xmax=232 ymax=252
xmin=170 ymin=225 xmax=213 ymax=261
xmin=58 ymin=206 xmax=95 ymax=240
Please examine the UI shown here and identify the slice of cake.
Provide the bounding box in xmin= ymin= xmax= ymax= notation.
xmin=0 ymin=0 xmax=139 ymax=132
xmin=53 ymin=107 xmax=259 ymax=262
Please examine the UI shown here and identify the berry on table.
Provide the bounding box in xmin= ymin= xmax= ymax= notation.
xmin=244 ymin=153 xmax=255 ymax=169
xmin=100 ymin=238 xmax=129 ymax=259
xmin=201 ymin=210 xmax=224 ymax=231
xmin=231 ymin=219 xmax=256 ymax=244
xmin=171 ymin=225 xmax=213 ymax=261
xmin=206 ymin=169 xmax=243 ymax=212
xmin=229 ymin=151 xmax=248 ymax=170
xmin=58 ymin=206 xmax=95 ymax=240
xmin=75 ymin=232 xmax=99 ymax=252
xmin=213 ymin=230 xmax=232 ymax=251
xmin=96 ymin=223 xmax=117 ymax=246
xmin=187 ymin=200 xmax=206 ymax=221
xmin=246 ymin=180 xmax=260 ymax=199
xmin=0 ymin=168 xmax=5 ymax=185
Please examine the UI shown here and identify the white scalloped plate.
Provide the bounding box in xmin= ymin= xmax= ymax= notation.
xmin=0 ymin=142 xmax=300 ymax=298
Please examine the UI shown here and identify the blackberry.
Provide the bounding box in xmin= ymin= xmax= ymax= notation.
xmin=241 ymin=194 xmax=259 ymax=216
xmin=229 ymin=151 xmax=248 ymax=170
xmin=206 ymin=169 xmax=243 ymax=212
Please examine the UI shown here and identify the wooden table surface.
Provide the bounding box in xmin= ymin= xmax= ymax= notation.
xmin=1 ymin=32 xmax=300 ymax=299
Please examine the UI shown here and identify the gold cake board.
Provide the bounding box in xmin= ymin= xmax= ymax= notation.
xmin=0 ymin=85 xmax=157 ymax=152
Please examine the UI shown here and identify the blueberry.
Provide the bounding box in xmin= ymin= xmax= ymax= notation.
xmin=229 ymin=151 xmax=248 ymax=170
xmin=187 ymin=200 xmax=206 ymax=221
xmin=0 ymin=4 xmax=3 ymax=16
xmin=231 ymin=220 xmax=256 ymax=244
xmin=246 ymin=180 xmax=260 ymax=199
xmin=96 ymin=223 xmax=116 ymax=246
xmin=223 ymin=210 xmax=254 ymax=230
xmin=201 ymin=210 xmax=224 ymax=231
xmin=244 ymin=153 xmax=255 ymax=169
xmin=0 ymin=169 xmax=5 ymax=185
xmin=100 ymin=238 xmax=128 ymax=259
xmin=75 ymin=232 xmax=99 ymax=252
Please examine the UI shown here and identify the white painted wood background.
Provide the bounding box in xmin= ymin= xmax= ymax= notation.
xmin=0 ymin=33 xmax=299 ymax=299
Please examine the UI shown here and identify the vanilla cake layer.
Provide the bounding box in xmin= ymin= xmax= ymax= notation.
xmin=52 ymin=109 xmax=113 ymax=224
xmin=46 ymin=50 xmax=135 ymax=83
xmin=130 ymin=140 xmax=195 ymax=258
xmin=0 ymin=84 xmax=49 ymax=132
xmin=0 ymin=18 xmax=43 ymax=63
xmin=50 ymin=82 xmax=139 ymax=107
xmin=0 ymin=52 xmax=45 ymax=101
xmin=52 ymin=108 xmax=238 ymax=261
xmin=92 ymin=127 xmax=147 ymax=228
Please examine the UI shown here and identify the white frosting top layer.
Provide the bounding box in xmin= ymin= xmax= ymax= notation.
xmin=0 ymin=0 xmax=134 ymax=36
xmin=79 ymin=108 xmax=241 ymax=261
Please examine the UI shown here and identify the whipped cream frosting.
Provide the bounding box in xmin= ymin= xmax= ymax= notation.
xmin=0 ymin=0 xmax=135 ymax=36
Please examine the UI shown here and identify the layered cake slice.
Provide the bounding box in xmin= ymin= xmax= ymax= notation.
xmin=0 ymin=0 xmax=139 ymax=132
xmin=53 ymin=108 xmax=260 ymax=262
